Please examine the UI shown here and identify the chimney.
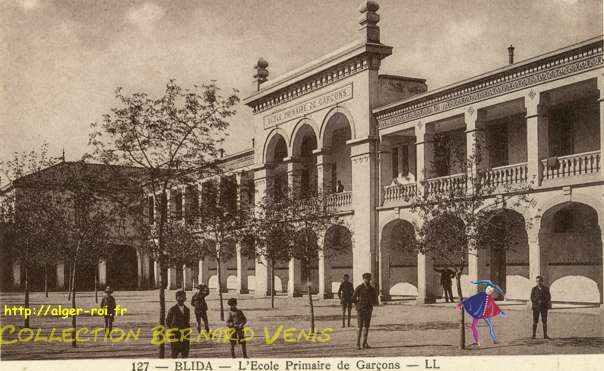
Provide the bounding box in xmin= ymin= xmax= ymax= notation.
xmin=358 ymin=1 xmax=381 ymax=43
xmin=219 ymin=149 xmax=225 ymax=158
xmin=508 ymin=45 xmax=515 ymax=65
xmin=254 ymin=58 xmax=269 ymax=91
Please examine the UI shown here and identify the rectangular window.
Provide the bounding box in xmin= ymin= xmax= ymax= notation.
xmin=173 ymin=191 xmax=183 ymax=220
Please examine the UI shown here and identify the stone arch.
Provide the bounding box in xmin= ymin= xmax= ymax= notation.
xmin=319 ymin=106 xmax=356 ymax=148
xmin=319 ymin=107 xmax=354 ymax=193
xmin=290 ymin=121 xmax=319 ymax=197
xmin=539 ymin=201 xmax=602 ymax=303
xmin=380 ymin=218 xmax=418 ymax=298
xmin=290 ymin=118 xmax=319 ymax=155
xmin=262 ymin=128 xmax=289 ymax=164
xmin=322 ymin=224 xmax=353 ymax=297
xmin=477 ymin=209 xmax=530 ymax=300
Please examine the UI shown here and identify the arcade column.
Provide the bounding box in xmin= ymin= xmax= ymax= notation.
xmin=348 ymin=136 xmax=378 ymax=287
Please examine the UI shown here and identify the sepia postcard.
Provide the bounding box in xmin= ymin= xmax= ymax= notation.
xmin=0 ymin=1 xmax=603 ymax=371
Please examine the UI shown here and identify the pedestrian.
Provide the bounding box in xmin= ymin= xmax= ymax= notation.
xmin=191 ymin=283 xmax=210 ymax=333
xmin=226 ymin=298 xmax=248 ymax=358
xmin=337 ymin=274 xmax=354 ymax=327
xmin=433 ymin=265 xmax=455 ymax=302
xmin=166 ymin=290 xmax=191 ymax=358
xmin=351 ymin=272 xmax=379 ymax=350
xmin=100 ymin=286 xmax=116 ymax=337
xmin=457 ymin=280 xmax=507 ymax=347
xmin=530 ymin=275 xmax=551 ymax=339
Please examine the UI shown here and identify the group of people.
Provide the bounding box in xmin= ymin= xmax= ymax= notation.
xmin=98 ymin=270 xmax=552 ymax=357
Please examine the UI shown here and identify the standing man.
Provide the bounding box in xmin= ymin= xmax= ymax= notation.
xmin=433 ymin=266 xmax=455 ymax=303
xmin=530 ymin=275 xmax=551 ymax=339
xmin=337 ymin=274 xmax=354 ymax=327
xmin=191 ymin=283 xmax=210 ymax=333
xmin=351 ymin=272 xmax=379 ymax=350
xmin=336 ymin=180 xmax=345 ymax=193
xmin=100 ymin=286 xmax=116 ymax=337
xmin=166 ymin=290 xmax=191 ymax=358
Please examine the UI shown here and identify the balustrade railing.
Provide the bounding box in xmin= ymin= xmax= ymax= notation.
xmin=325 ymin=191 xmax=352 ymax=208
xmin=541 ymin=150 xmax=601 ymax=181
xmin=383 ymin=183 xmax=417 ymax=203
xmin=295 ymin=191 xmax=353 ymax=212
xmin=481 ymin=162 xmax=528 ymax=187
xmin=424 ymin=173 xmax=467 ymax=195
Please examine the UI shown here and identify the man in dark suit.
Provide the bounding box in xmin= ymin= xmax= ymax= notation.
xmin=530 ymin=275 xmax=551 ymax=339
xmin=433 ymin=266 xmax=455 ymax=302
xmin=337 ymin=274 xmax=354 ymax=327
xmin=166 ymin=290 xmax=191 ymax=358
xmin=351 ymin=272 xmax=379 ymax=350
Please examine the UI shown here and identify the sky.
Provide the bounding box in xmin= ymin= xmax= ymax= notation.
xmin=1 ymin=0 xmax=602 ymax=164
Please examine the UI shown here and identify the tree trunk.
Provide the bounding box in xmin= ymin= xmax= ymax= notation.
xmin=158 ymin=258 xmax=166 ymax=359
xmin=308 ymin=280 xmax=315 ymax=332
xmin=24 ymin=267 xmax=30 ymax=328
xmin=71 ymin=259 xmax=77 ymax=348
xmin=455 ymin=271 xmax=465 ymax=350
xmin=217 ymin=256 xmax=225 ymax=321
xmin=44 ymin=264 xmax=48 ymax=298
xmin=67 ymin=264 xmax=73 ymax=301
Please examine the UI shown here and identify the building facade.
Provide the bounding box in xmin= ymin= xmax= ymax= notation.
xmin=5 ymin=2 xmax=603 ymax=307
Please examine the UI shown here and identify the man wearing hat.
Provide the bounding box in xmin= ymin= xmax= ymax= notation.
xmin=351 ymin=272 xmax=379 ymax=350
xmin=456 ymin=280 xmax=507 ymax=346
xmin=166 ymin=290 xmax=191 ymax=358
xmin=530 ymin=276 xmax=551 ymax=339
xmin=100 ymin=286 xmax=116 ymax=337
xmin=191 ymin=283 xmax=210 ymax=333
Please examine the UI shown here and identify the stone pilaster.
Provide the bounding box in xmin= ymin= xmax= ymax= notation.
xmin=465 ymin=107 xmax=488 ymax=186
xmin=182 ymin=264 xmax=193 ymax=290
xmin=167 ymin=267 xmax=177 ymax=290
xmin=527 ymin=223 xmax=547 ymax=284
xmin=153 ymin=260 xmax=160 ymax=288
xmin=416 ymin=253 xmax=437 ymax=304
xmin=288 ymin=258 xmax=303 ymax=297
xmin=12 ymin=263 xmax=21 ymax=289
xmin=415 ymin=123 xmax=434 ymax=194
xmin=349 ymin=136 xmax=378 ymax=286
xmin=253 ymin=167 xmax=271 ymax=297
xmin=98 ymin=259 xmax=107 ymax=287
xmin=313 ymin=149 xmax=333 ymax=195
xmin=597 ymin=74 xmax=604 ymax=169
xmin=236 ymin=243 xmax=249 ymax=294
xmin=318 ymin=249 xmax=333 ymax=299
xmin=525 ymin=90 xmax=549 ymax=186
xmin=197 ymin=258 xmax=209 ymax=286
xmin=285 ymin=157 xmax=302 ymax=198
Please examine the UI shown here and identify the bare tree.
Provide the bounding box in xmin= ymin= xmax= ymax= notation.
xmin=88 ymin=80 xmax=238 ymax=358
xmin=0 ymin=144 xmax=62 ymax=328
xmin=407 ymin=131 xmax=535 ymax=349
xmin=248 ymin=183 xmax=348 ymax=330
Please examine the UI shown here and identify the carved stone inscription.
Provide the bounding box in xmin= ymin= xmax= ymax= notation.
xmin=263 ymin=83 xmax=353 ymax=129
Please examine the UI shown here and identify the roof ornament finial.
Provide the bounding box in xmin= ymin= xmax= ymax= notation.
xmin=254 ymin=58 xmax=269 ymax=92
xmin=358 ymin=0 xmax=381 ymax=43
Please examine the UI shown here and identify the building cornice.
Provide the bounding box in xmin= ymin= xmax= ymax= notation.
xmin=244 ymin=41 xmax=392 ymax=114
xmin=375 ymin=35 xmax=604 ymax=130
